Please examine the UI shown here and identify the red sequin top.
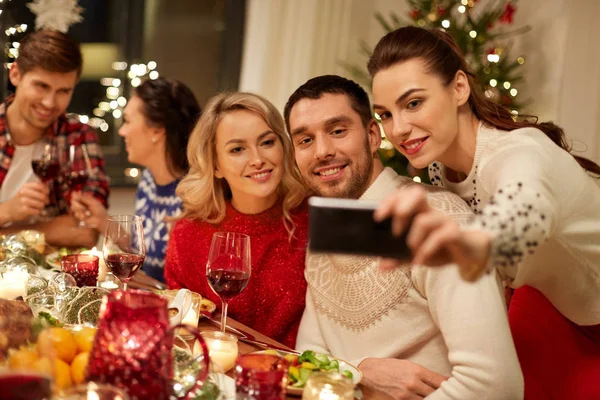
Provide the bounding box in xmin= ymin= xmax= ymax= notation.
xmin=164 ymin=201 xmax=308 ymax=348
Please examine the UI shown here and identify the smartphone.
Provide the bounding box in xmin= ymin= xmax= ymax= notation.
xmin=308 ymin=196 xmax=411 ymax=260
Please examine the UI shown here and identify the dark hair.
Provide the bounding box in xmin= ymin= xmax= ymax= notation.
xmin=283 ymin=75 xmax=372 ymax=134
xmin=17 ymin=30 xmax=83 ymax=77
xmin=134 ymin=78 xmax=201 ymax=176
xmin=368 ymin=26 xmax=600 ymax=176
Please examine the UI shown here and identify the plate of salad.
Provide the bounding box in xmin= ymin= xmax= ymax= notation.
xmin=256 ymin=349 xmax=361 ymax=396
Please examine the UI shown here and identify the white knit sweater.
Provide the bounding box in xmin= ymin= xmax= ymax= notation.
xmin=296 ymin=168 xmax=523 ymax=400
xmin=429 ymin=124 xmax=600 ymax=325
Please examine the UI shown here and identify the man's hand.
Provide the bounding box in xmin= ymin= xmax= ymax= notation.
xmin=70 ymin=192 xmax=108 ymax=232
xmin=358 ymin=358 xmax=449 ymax=400
xmin=0 ymin=182 xmax=49 ymax=224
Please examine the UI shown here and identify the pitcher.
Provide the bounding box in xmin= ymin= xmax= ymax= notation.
xmin=87 ymin=290 xmax=210 ymax=400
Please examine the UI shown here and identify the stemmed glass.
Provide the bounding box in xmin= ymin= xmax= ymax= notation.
xmin=102 ymin=215 xmax=145 ymax=290
xmin=31 ymin=143 xmax=60 ymax=220
xmin=206 ymin=232 xmax=251 ymax=333
xmin=64 ymin=144 xmax=94 ymax=227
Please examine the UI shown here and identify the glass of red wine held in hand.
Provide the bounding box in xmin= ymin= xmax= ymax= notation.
xmin=65 ymin=144 xmax=93 ymax=227
xmin=206 ymin=232 xmax=251 ymax=333
xmin=103 ymin=215 xmax=145 ymax=290
xmin=31 ymin=143 xmax=59 ymax=221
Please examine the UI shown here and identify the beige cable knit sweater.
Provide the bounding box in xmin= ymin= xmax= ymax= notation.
xmin=296 ymin=168 xmax=523 ymax=400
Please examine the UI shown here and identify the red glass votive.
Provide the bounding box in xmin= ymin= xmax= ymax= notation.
xmin=235 ymin=353 xmax=289 ymax=400
xmin=60 ymin=254 xmax=99 ymax=287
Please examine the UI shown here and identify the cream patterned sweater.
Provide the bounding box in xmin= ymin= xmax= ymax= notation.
xmin=296 ymin=168 xmax=523 ymax=400
xmin=429 ymin=124 xmax=600 ymax=325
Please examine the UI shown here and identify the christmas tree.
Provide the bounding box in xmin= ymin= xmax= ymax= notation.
xmin=344 ymin=0 xmax=529 ymax=180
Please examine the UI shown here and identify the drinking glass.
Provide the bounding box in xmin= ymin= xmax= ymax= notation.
xmin=234 ymin=353 xmax=288 ymax=400
xmin=302 ymin=372 xmax=355 ymax=400
xmin=206 ymin=232 xmax=251 ymax=333
xmin=60 ymin=254 xmax=99 ymax=287
xmin=31 ymin=143 xmax=59 ymax=220
xmin=103 ymin=215 xmax=145 ymax=290
xmin=64 ymin=144 xmax=94 ymax=227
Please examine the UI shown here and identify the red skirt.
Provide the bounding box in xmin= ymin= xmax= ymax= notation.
xmin=508 ymin=286 xmax=600 ymax=399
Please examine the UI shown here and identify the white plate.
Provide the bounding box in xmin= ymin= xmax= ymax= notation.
xmin=253 ymin=350 xmax=362 ymax=396
xmin=45 ymin=251 xmax=61 ymax=269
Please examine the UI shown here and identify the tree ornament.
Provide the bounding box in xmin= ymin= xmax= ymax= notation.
xmin=27 ymin=0 xmax=84 ymax=33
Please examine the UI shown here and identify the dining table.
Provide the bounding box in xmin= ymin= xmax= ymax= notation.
xmin=130 ymin=273 xmax=394 ymax=400
xmin=34 ymin=242 xmax=392 ymax=399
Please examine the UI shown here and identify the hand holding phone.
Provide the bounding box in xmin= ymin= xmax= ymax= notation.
xmin=308 ymin=197 xmax=412 ymax=260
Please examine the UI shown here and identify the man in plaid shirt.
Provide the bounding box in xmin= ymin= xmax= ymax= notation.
xmin=0 ymin=30 xmax=109 ymax=248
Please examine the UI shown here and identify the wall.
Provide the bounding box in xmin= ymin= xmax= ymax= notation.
xmin=240 ymin=0 xmax=600 ymax=161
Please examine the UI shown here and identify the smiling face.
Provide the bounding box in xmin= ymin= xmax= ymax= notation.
xmin=289 ymin=93 xmax=381 ymax=199
xmin=118 ymin=96 xmax=163 ymax=168
xmin=372 ymin=58 xmax=469 ymax=169
xmin=9 ymin=65 xmax=77 ymax=133
xmin=214 ymin=109 xmax=284 ymax=213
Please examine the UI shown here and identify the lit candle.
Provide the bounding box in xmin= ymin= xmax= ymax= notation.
xmin=0 ymin=270 xmax=29 ymax=299
xmin=196 ymin=331 xmax=238 ymax=372
xmin=82 ymin=247 xmax=107 ymax=282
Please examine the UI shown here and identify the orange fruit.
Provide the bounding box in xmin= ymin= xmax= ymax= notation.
xmin=32 ymin=357 xmax=53 ymax=377
xmin=74 ymin=327 xmax=97 ymax=353
xmin=70 ymin=352 xmax=89 ymax=385
xmin=54 ymin=358 xmax=72 ymax=390
xmin=37 ymin=327 xmax=77 ymax=364
xmin=8 ymin=348 xmax=39 ymax=370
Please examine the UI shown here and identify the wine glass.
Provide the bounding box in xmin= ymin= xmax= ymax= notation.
xmin=31 ymin=143 xmax=59 ymax=220
xmin=102 ymin=215 xmax=145 ymax=290
xmin=206 ymin=232 xmax=251 ymax=333
xmin=64 ymin=144 xmax=94 ymax=227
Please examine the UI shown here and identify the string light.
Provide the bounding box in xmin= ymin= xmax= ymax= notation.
xmin=489 ymin=79 xmax=498 ymax=87
xmin=510 ymin=88 xmax=518 ymax=97
xmin=469 ymin=30 xmax=477 ymax=38
xmin=458 ymin=5 xmax=466 ymax=13
xmin=487 ymin=54 xmax=500 ymax=63
xmin=503 ymin=81 xmax=511 ymax=89
xmin=91 ymin=61 xmax=161 ymax=131
xmin=461 ymin=0 xmax=468 ymax=4
xmin=441 ymin=20 xmax=450 ymax=29
xmin=517 ymin=57 xmax=525 ymax=64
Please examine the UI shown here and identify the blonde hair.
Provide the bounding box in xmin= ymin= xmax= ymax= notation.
xmin=177 ymin=92 xmax=306 ymax=237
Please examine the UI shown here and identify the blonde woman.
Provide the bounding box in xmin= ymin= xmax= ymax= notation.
xmin=164 ymin=92 xmax=308 ymax=347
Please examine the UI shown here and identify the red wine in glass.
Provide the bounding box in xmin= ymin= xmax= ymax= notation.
xmin=207 ymin=269 xmax=250 ymax=300
xmin=65 ymin=170 xmax=89 ymax=188
xmin=0 ymin=373 xmax=52 ymax=400
xmin=31 ymin=160 xmax=60 ymax=182
xmin=105 ymin=253 xmax=145 ymax=281
xmin=206 ymin=232 xmax=251 ymax=333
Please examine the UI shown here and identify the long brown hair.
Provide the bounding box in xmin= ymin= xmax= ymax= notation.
xmin=367 ymin=26 xmax=600 ymax=176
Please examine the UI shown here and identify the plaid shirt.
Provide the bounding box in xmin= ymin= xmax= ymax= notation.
xmin=0 ymin=95 xmax=110 ymax=217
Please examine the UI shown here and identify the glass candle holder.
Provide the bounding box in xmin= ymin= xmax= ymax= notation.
xmin=61 ymin=254 xmax=99 ymax=287
xmin=199 ymin=331 xmax=238 ymax=372
xmin=59 ymin=382 xmax=130 ymax=400
xmin=235 ymin=353 xmax=289 ymax=400
xmin=302 ymin=372 xmax=354 ymax=400
xmin=97 ymin=273 xmax=124 ymax=291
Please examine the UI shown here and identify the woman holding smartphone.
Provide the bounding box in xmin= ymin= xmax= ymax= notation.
xmin=368 ymin=26 xmax=600 ymax=399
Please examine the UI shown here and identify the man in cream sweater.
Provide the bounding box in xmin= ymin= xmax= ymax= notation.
xmin=283 ymin=75 xmax=523 ymax=400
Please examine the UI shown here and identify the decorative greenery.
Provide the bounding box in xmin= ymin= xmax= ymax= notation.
xmin=342 ymin=0 xmax=530 ymax=178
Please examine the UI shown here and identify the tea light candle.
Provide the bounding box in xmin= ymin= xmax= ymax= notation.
xmin=82 ymin=247 xmax=107 ymax=282
xmin=196 ymin=331 xmax=238 ymax=372
xmin=0 ymin=270 xmax=29 ymax=299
